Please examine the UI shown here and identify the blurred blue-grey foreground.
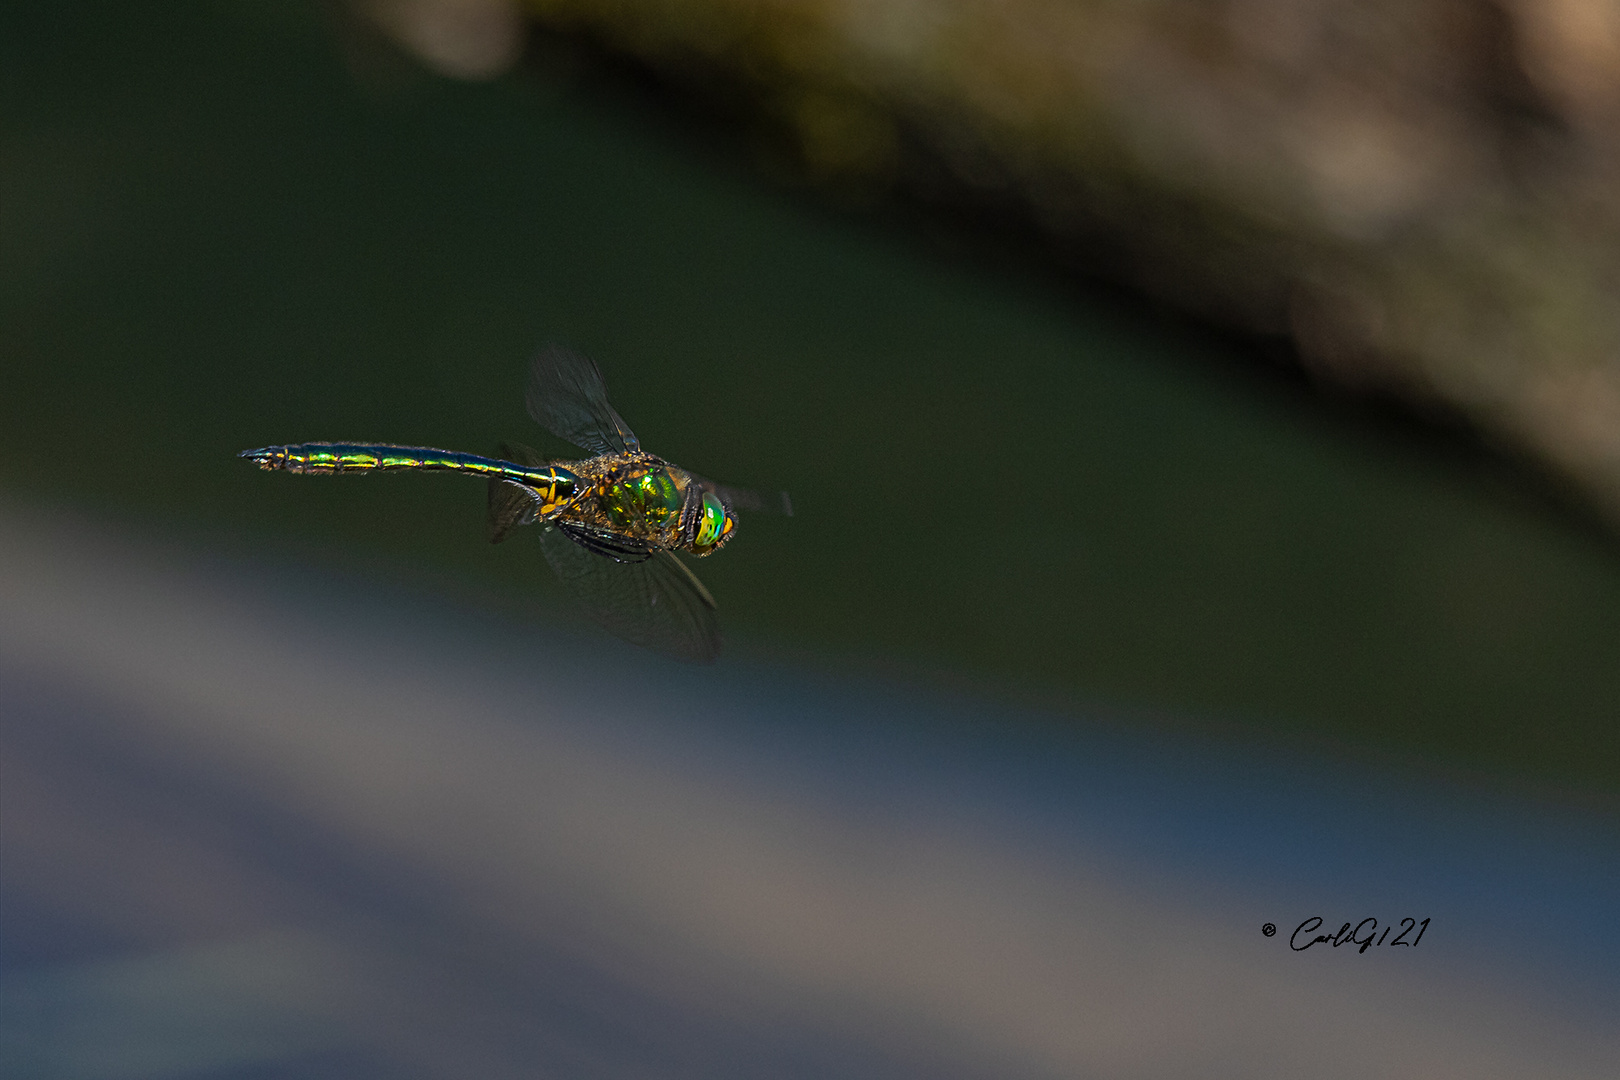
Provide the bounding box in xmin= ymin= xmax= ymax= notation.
xmin=2 ymin=503 xmax=1616 ymax=1079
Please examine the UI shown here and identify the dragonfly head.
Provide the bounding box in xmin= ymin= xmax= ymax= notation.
xmin=689 ymin=489 xmax=735 ymax=556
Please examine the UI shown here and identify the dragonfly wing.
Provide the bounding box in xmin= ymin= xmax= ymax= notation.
xmin=526 ymin=345 xmax=640 ymax=456
xmin=487 ymin=479 xmax=538 ymax=544
xmin=687 ymin=474 xmax=794 ymax=517
xmin=500 ymin=441 xmax=548 ymax=468
xmin=538 ymin=525 xmax=721 ymax=663
xmin=487 ymin=444 xmax=557 ymax=544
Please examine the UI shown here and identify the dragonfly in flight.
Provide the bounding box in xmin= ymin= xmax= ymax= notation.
xmin=242 ymin=345 xmax=787 ymax=662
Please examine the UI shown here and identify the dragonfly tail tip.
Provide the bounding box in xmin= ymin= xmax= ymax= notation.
xmin=239 ymin=446 xmax=283 ymax=470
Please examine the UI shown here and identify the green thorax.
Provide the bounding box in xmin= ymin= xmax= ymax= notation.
xmin=564 ymin=454 xmax=687 ymax=546
xmin=602 ymin=464 xmax=685 ymax=532
xmin=559 ymin=453 xmax=730 ymax=555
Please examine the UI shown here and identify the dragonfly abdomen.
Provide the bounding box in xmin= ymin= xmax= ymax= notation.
xmin=240 ymin=442 xmax=577 ymax=503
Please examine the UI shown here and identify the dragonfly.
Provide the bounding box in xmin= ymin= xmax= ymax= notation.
xmin=241 ymin=345 xmax=786 ymax=662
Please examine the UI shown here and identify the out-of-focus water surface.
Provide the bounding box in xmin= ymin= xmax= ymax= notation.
xmin=2 ymin=2 xmax=1618 ymax=1076
xmin=2 ymin=506 xmax=1616 ymax=1079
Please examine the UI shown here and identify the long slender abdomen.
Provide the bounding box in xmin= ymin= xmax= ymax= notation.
xmin=241 ymin=442 xmax=575 ymax=497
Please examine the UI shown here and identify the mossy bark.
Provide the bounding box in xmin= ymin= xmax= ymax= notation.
xmin=507 ymin=0 xmax=1620 ymax=522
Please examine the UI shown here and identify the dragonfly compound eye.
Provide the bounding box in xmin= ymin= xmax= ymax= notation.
xmin=694 ymin=491 xmax=730 ymax=551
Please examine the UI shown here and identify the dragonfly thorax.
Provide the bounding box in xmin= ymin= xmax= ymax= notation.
xmin=601 ymin=460 xmax=684 ymax=533
xmin=572 ymin=454 xmax=734 ymax=556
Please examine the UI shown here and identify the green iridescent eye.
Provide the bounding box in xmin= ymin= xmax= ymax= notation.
xmin=696 ymin=491 xmax=727 ymax=548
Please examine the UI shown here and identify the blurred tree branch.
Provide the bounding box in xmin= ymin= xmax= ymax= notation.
xmin=372 ymin=0 xmax=1620 ymax=522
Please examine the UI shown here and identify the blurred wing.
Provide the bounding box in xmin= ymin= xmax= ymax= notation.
xmin=538 ymin=525 xmax=720 ymax=663
xmin=486 ymin=444 xmax=552 ymax=544
xmin=487 ymin=479 xmax=538 ymax=544
xmin=688 ymin=474 xmax=794 ymax=517
xmin=501 ymin=441 xmax=548 ymax=468
xmin=526 ymin=345 xmax=640 ymax=456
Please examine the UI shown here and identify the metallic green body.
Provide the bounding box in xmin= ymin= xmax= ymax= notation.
xmin=242 ymin=442 xmax=581 ymax=518
xmin=557 ymin=452 xmax=734 ymax=556
xmin=243 ymin=346 xmax=776 ymax=662
xmin=245 ymin=442 xmax=570 ymax=487
xmin=243 ymin=442 xmax=734 ymax=556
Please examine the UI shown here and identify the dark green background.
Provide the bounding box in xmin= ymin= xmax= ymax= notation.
xmin=3 ymin=1 xmax=1617 ymax=796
